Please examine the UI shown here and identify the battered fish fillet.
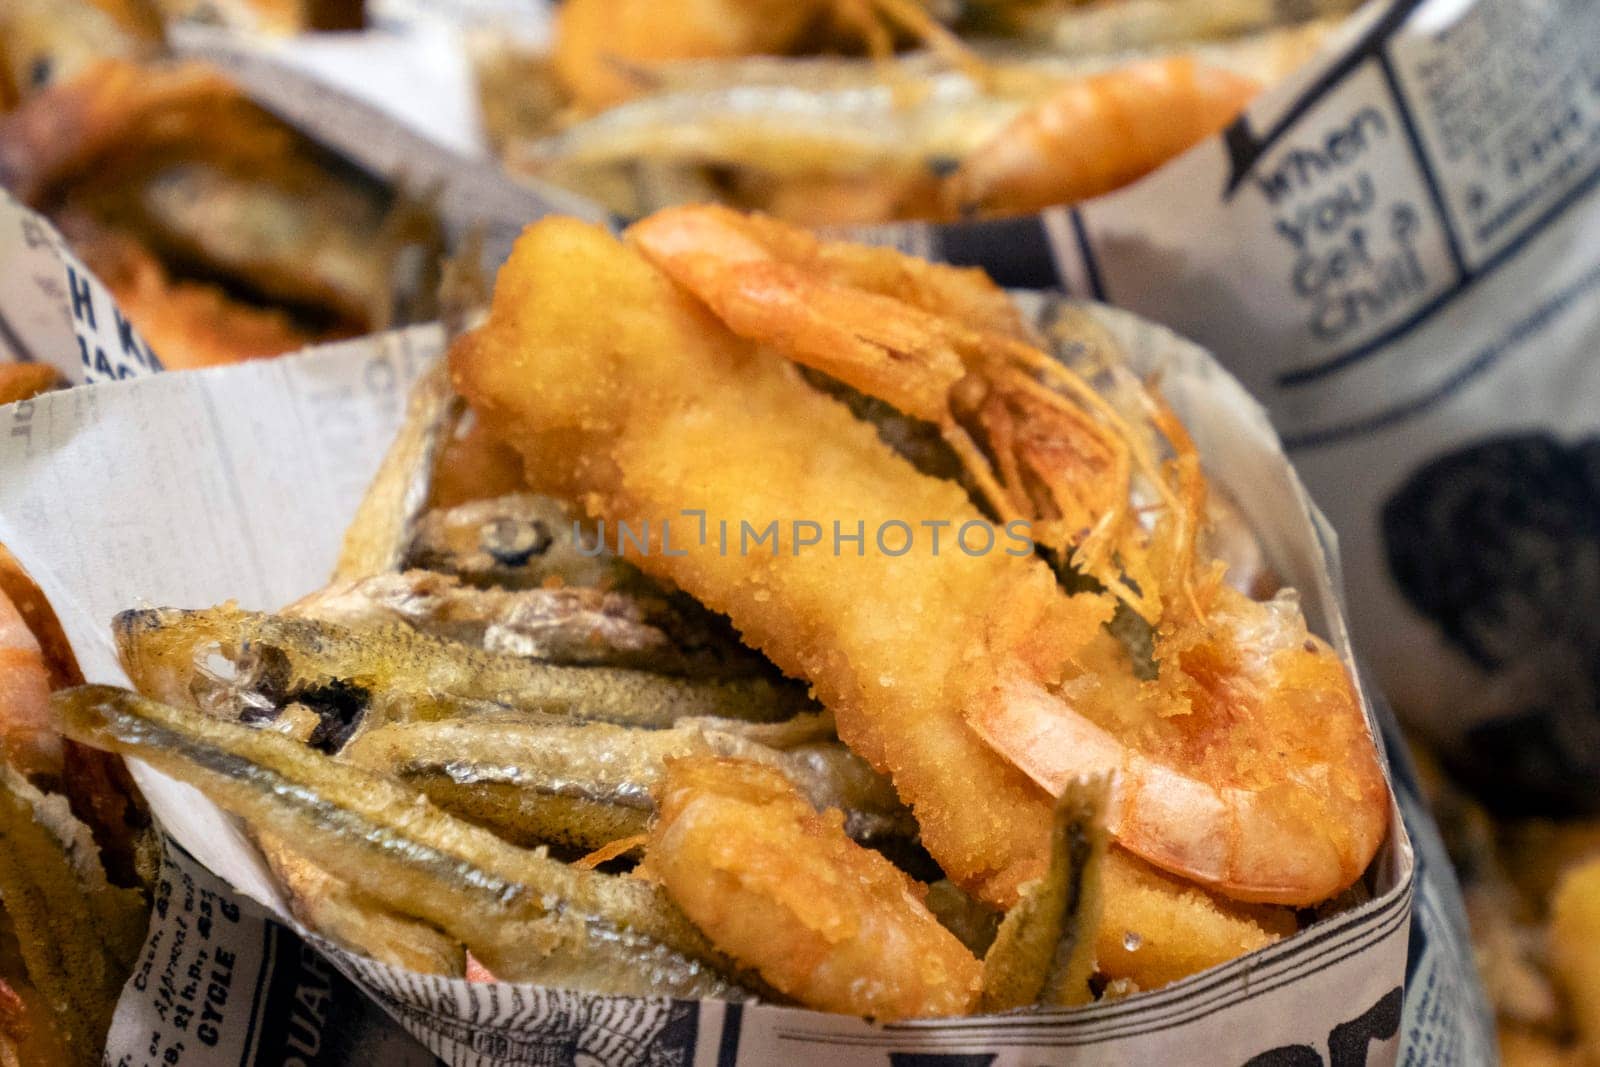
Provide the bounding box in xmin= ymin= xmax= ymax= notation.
xmin=451 ymin=216 xmax=1089 ymax=907
xmin=646 ymin=756 xmax=982 ymax=1019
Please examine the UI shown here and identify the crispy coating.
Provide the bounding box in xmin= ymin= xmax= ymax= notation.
xmin=630 ymin=205 xmax=1388 ymax=907
xmin=647 ymin=756 xmax=981 ymax=1019
xmin=451 ymin=217 xmax=1094 ymax=907
xmin=1095 ymin=850 xmax=1295 ymax=988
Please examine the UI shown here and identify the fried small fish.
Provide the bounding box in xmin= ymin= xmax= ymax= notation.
xmin=979 ymin=776 xmax=1105 ymax=1011
xmin=341 ymin=717 xmax=913 ymax=853
xmin=55 ymin=685 xmax=763 ymax=997
xmin=115 ymin=605 xmax=811 ymax=738
xmin=295 ymin=569 xmax=773 ymax=679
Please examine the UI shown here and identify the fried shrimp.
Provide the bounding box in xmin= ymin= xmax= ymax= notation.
xmin=645 ymin=756 xmax=981 ymax=1019
xmin=948 ymin=56 xmax=1260 ymax=216
xmin=456 ymin=211 xmax=1389 ymax=915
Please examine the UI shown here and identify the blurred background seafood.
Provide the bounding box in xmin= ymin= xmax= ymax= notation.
xmin=473 ymin=0 xmax=1356 ymax=224
xmin=1420 ymin=749 xmax=1600 ymax=1066
xmin=0 ymin=0 xmax=443 ymax=370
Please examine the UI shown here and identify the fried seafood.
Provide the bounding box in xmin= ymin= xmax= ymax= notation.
xmin=456 ymin=211 xmax=1388 ymax=912
xmin=0 ymin=57 xmax=443 ymax=368
xmin=979 ymin=777 xmax=1105 ymax=1011
xmin=255 ymin=831 xmax=466 ymax=977
xmin=645 ymin=756 xmax=982 ymax=1019
xmin=114 ymin=605 xmax=810 ymax=735
xmin=48 ymin=207 xmax=1389 ymax=1017
xmin=0 ymin=0 xmax=163 ymax=105
xmin=340 ymin=716 xmax=911 ymax=852
xmin=948 ymin=56 xmax=1259 ymax=215
xmin=455 ymin=216 xmax=1072 ymax=907
xmin=295 ymin=570 xmax=771 ymax=678
xmin=0 ymin=546 xmax=149 ymax=887
xmin=522 ymin=49 xmax=1263 ymax=223
xmin=55 ymin=685 xmax=758 ymax=997
xmin=514 ymin=6 xmax=1341 ymax=224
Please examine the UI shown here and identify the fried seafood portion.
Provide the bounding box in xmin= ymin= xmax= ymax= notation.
xmin=645 ymin=756 xmax=982 ymax=1020
xmin=114 ymin=605 xmax=808 ymax=736
xmin=520 ymin=0 xmax=1331 ymax=224
xmin=452 ymin=212 xmax=1389 ymax=918
xmin=0 ymin=586 xmax=59 ymax=781
xmin=947 ymin=55 xmax=1259 ymax=216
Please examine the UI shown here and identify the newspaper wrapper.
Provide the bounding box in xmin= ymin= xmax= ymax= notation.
xmin=159 ymin=0 xmax=1600 ymax=811
xmin=0 ymin=226 xmax=1488 ymax=1059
